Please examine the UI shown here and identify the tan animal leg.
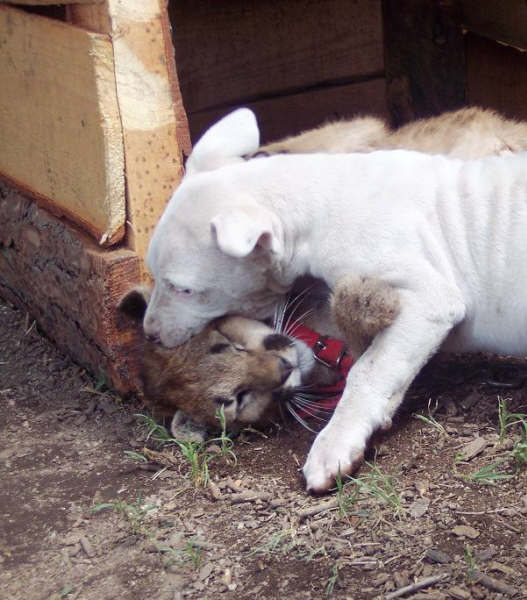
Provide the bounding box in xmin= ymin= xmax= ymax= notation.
xmin=331 ymin=275 xmax=400 ymax=357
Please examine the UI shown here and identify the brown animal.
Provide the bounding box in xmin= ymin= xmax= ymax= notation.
xmin=257 ymin=106 xmax=527 ymax=158
xmin=119 ymin=288 xmax=315 ymax=439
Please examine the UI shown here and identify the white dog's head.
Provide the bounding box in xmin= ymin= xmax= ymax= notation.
xmin=144 ymin=109 xmax=289 ymax=347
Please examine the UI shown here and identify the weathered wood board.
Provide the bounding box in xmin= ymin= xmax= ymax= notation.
xmin=170 ymin=0 xmax=384 ymax=114
xmin=466 ymin=34 xmax=527 ymax=122
xmin=191 ymin=78 xmax=388 ymax=145
xmin=0 ymin=181 xmax=142 ymax=394
xmin=0 ymin=5 xmax=126 ymax=246
xmin=441 ymin=0 xmax=527 ymax=50
xmin=382 ymin=0 xmax=466 ymax=126
xmin=67 ymin=0 xmax=191 ymax=275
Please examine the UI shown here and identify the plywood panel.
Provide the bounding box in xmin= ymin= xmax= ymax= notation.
xmin=190 ymin=78 xmax=388 ymax=145
xmin=467 ymin=34 xmax=527 ymax=121
xmin=170 ymin=0 xmax=384 ymax=113
xmin=0 ymin=5 xmax=125 ymax=245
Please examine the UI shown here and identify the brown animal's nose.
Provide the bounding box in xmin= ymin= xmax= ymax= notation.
xmin=279 ymin=356 xmax=294 ymax=383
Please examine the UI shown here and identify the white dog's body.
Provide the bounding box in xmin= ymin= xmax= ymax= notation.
xmin=145 ymin=109 xmax=527 ymax=492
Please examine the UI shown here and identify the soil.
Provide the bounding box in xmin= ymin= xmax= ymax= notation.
xmin=1 ymin=297 xmax=526 ymax=600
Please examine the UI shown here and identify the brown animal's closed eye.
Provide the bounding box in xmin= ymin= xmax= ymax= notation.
xmin=213 ymin=396 xmax=234 ymax=407
xmin=209 ymin=343 xmax=230 ymax=354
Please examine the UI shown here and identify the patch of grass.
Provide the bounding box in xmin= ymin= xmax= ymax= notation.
xmin=413 ymin=398 xmax=447 ymax=436
xmin=161 ymin=539 xmax=202 ymax=570
xmin=204 ymin=405 xmax=237 ymax=464
xmin=343 ymin=462 xmax=403 ymax=516
xmin=91 ymin=494 xmax=156 ymax=533
xmin=176 ymin=440 xmax=212 ymax=486
xmin=497 ymin=396 xmax=527 ymax=444
xmin=464 ymin=459 xmax=513 ymax=485
xmin=464 ymin=544 xmax=477 ymax=579
xmin=335 ymin=471 xmax=360 ymax=517
xmin=249 ymin=528 xmax=299 ymax=556
xmin=123 ymin=450 xmax=148 ymax=463
xmin=134 ymin=410 xmax=238 ymax=485
xmin=136 ymin=414 xmax=176 ymax=446
xmin=325 ymin=564 xmax=339 ymax=597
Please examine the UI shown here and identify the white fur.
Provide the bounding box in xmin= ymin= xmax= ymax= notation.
xmin=145 ymin=109 xmax=527 ymax=492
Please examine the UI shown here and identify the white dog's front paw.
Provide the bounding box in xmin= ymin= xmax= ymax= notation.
xmin=302 ymin=425 xmax=366 ymax=493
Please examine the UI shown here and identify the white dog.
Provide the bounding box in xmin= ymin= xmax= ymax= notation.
xmin=144 ymin=109 xmax=527 ymax=492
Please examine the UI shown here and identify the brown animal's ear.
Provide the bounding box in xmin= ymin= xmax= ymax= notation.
xmin=118 ymin=286 xmax=152 ymax=321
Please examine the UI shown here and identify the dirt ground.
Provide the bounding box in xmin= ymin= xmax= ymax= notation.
xmin=1 ymin=297 xmax=526 ymax=600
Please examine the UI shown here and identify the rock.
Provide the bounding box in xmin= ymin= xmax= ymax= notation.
xmin=425 ymin=548 xmax=452 ymax=564
xmin=447 ymin=586 xmax=471 ymax=600
xmin=199 ymin=562 xmax=214 ymax=581
xmin=451 ymin=525 xmax=480 ymax=539
xmin=458 ymin=437 xmax=488 ymax=461
xmin=409 ymin=497 xmax=430 ymax=518
xmin=372 ymin=573 xmax=390 ymax=587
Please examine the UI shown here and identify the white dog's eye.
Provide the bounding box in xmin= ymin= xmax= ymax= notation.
xmin=165 ymin=281 xmax=194 ymax=296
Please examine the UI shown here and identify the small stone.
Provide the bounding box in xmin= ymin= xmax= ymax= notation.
xmin=199 ymin=562 xmax=214 ymax=581
xmin=447 ymin=585 xmax=471 ymax=599
xmin=414 ymin=479 xmax=430 ymax=496
xmin=458 ymin=437 xmax=488 ymax=461
xmin=425 ymin=548 xmax=452 ymax=564
xmin=372 ymin=573 xmax=390 ymax=587
xmin=207 ymin=444 xmax=222 ymax=454
xmin=451 ymin=525 xmax=480 ymax=539
xmin=476 ymin=546 xmax=497 ymax=562
xmin=409 ymin=497 xmax=430 ymax=518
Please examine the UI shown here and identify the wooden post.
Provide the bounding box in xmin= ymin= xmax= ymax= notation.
xmin=382 ymin=0 xmax=466 ymax=126
xmin=67 ymin=0 xmax=191 ymax=279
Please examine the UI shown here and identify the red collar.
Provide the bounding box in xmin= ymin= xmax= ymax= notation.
xmin=288 ymin=323 xmax=354 ymax=416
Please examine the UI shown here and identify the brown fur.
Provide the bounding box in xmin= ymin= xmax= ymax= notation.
xmin=257 ymin=106 xmax=527 ymax=159
xmin=142 ymin=318 xmax=288 ymax=427
xmin=119 ymin=289 xmax=304 ymax=431
xmin=331 ymin=276 xmax=400 ymax=357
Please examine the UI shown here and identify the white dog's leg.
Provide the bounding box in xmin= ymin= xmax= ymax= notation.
xmin=303 ymin=287 xmax=465 ymax=492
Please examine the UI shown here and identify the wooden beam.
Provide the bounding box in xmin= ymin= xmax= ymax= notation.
xmin=190 ymin=78 xmax=389 ymax=145
xmin=382 ymin=0 xmax=466 ymax=126
xmin=0 ymin=5 xmax=125 ymax=246
xmin=466 ymin=34 xmax=527 ymax=121
xmin=0 ymin=181 xmax=142 ymax=395
xmin=169 ymin=0 xmax=384 ymax=114
xmin=67 ymin=0 xmax=191 ymax=278
xmin=3 ymin=0 xmax=98 ymax=4
xmin=441 ymin=0 xmax=527 ymax=50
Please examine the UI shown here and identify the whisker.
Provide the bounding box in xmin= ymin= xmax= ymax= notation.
xmin=283 ymin=308 xmax=315 ymax=337
xmin=290 ymin=397 xmax=335 ymax=414
xmin=286 ymin=402 xmax=318 ymax=433
xmin=288 ymin=399 xmax=330 ymax=423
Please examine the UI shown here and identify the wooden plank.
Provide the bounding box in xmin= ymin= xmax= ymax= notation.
xmin=0 ymin=5 xmax=125 ymax=246
xmin=67 ymin=0 xmax=191 ymax=277
xmin=466 ymin=34 xmax=527 ymax=121
xmin=0 ymin=180 xmax=142 ymax=395
xmin=189 ymin=78 xmax=389 ymax=145
xmin=382 ymin=0 xmax=466 ymax=126
xmin=169 ymin=0 xmax=384 ymax=113
xmin=3 ymin=0 xmax=97 ymax=4
xmin=441 ymin=0 xmax=527 ymax=50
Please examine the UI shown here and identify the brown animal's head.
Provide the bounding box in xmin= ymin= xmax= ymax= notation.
xmin=119 ymin=288 xmax=314 ymax=436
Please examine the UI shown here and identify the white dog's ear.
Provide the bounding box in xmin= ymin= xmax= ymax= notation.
xmin=185 ymin=108 xmax=260 ymax=176
xmin=211 ymin=207 xmax=282 ymax=258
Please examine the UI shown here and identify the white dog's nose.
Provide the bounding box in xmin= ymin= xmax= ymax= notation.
xmin=143 ymin=313 xmax=160 ymax=341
